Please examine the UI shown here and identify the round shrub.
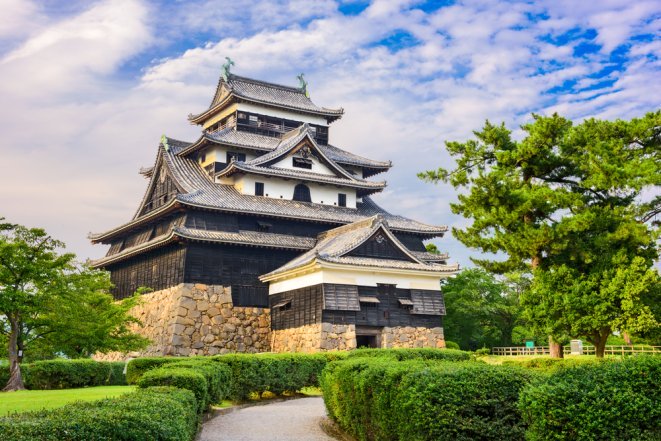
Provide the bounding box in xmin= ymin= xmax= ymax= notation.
xmin=445 ymin=341 xmax=461 ymax=350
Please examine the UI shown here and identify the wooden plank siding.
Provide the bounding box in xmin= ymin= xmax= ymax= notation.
xmin=270 ymin=283 xmax=443 ymax=330
xmin=184 ymin=243 xmax=300 ymax=307
xmin=108 ymin=243 xmax=187 ymax=299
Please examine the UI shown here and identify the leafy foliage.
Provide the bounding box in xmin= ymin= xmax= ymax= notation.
xmin=0 ymin=386 xmax=198 ymax=441
xmin=345 ymin=347 xmax=470 ymax=361
xmin=519 ymin=356 xmax=661 ymax=440
xmin=0 ymin=359 xmax=127 ymax=389
xmin=137 ymin=359 xmax=231 ymax=413
xmin=421 ymin=112 xmax=661 ymax=356
xmin=321 ymin=358 xmax=538 ymax=441
xmin=0 ymin=219 xmax=148 ymax=390
xmin=441 ymin=269 xmax=529 ymax=349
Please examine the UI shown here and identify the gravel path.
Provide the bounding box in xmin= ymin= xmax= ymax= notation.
xmin=199 ymin=397 xmax=335 ymax=441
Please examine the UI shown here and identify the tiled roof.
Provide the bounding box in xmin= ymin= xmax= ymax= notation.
xmin=319 ymin=256 xmax=458 ymax=272
xmin=90 ymin=226 xmax=317 ymax=267
xmin=90 ymin=140 xmax=447 ymax=242
xmin=261 ymin=215 xmax=458 ymax=279
xmin=219 ymin=162 xmax=386 ymax=191
xmin=411 ymin=251 xmax=449 ymax=262
xmin=174 ymin=226 xmax=315 ymax=249
xmin=190 ymin=74 xmax=344 ymax=123
xmin=175 ymin=128 xmax=391 ymax=171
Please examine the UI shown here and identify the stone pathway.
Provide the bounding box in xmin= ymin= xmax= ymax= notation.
xmin=199 ymin=397 xmax=336 ymax=441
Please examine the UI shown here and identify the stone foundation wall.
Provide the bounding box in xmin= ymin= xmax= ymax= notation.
xmin=320 ymin=323 xmax=356 ymax=351
xmin=270 ymin=323 xmax=357 ymax=352
xmin=95 ymin=283 xmax=270 ymax=360
xmin=381 ymin=326 xmax=445 ymax=349
xmin=270 ymin=324 xmax=322 ymax=353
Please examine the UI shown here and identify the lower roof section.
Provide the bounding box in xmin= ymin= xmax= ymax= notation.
xmin=263 ymin=260 xmax=456 ymax=295
xmin=90 ymin=226 xmax=316 ymax=268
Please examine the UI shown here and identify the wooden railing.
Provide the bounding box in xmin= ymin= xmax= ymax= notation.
xmin=492 ymin=345 xmax=661 ymax=356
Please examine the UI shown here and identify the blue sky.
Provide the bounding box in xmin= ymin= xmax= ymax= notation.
xmin=0 ymin=0 xmax=659 ymax=268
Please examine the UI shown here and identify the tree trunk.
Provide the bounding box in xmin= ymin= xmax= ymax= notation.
xmin=594 ymin=328 xmax=611 ymax=358
xmin=3 ymin=315 xmax=26 ymax=391
xmin=623 ymin=332 xmax=632 ymax=345
xmin=549 ymin=336 xmax=564 ymax=359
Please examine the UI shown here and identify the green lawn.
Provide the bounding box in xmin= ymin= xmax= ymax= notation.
xmin=0 ymin=386 xmax=136 ymax=416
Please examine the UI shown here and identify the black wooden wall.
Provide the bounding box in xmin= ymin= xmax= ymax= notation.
xmin=185 ymin=210 xmax=331 ymax=237
xmin=184 ymin=243 xmax=300 ymax=307
xmin=270 ymin=283 xmax=443 ymax=330
xmin=108 ymin=243 xmax=187 ymax=299
xmin=347 ymin=232 xmax=414 ymax=261
xmin=140 ymin=168 xmax=180 ymax=216
xmin=270 ymin=286 xmax=324 ymax=330
xmin=323 ymin=285 xmax=442 ymax=328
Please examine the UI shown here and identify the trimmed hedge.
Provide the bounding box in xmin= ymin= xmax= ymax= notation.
xmin=519 ymin=356 xmax=661 ymax=440
xmin=211 ymin=352 xmax=347 ymax=400
xmin=0 ymin=386 xmax=198 ymax=441
xmin=0 ymin=359 xmax=127 ymax=390
xmin=137 ymin=360 xmax=231 ymax=413
xmin=126 ymin=357 xmax=180 ymax=384
xmin=321 ymin=358 xmax=539 ymax=441
xmin=345 ymin=347 xmax=470 ymax=362
xmin=127 ymin=352 xmax=349 ymax=400
xmin=502 ymin=357 xmax=609 ymax=373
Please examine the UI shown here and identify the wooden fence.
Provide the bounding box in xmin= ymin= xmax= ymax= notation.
xmin=491 ymin=345 xmax=661 ymax=356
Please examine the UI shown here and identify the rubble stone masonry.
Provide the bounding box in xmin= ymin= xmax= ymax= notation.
xmin=96 ymin=285 xmax=445 ymax=360
xmin=95 ymin=283 xmax=271 ymax=360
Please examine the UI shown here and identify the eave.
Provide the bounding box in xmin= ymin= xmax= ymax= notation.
xmin=188 ymin=93 xmax=344 ymax=126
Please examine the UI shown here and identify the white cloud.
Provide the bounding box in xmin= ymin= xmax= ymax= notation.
xmin=0 ymin=0 xmax=658 ymax=268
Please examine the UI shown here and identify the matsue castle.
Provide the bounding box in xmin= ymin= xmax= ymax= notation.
xmin=91 ymin=60 xmax=459 ymax=355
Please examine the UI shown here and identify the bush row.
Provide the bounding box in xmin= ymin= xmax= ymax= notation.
xmin=0 ymin=386 xmax=198 ymax=441
xmin=519 ymin=356 xmax=660 ymax=440
xmin=0 ymin=359 xmax=127 ymax=389
xmin=126 ymin=349 xmax=468 ymax=400
xmin=321 ymin=355 xmax=661 ymax=441
xmin=345 ymin=347 xmax=470 ymax=362
xmin=321 ymin=357 xmax=536 ymax=441
xmin=126 ymin=351 xmax=351 ymax=399
xmin=137 ymin=359 xmax=232 ymax=413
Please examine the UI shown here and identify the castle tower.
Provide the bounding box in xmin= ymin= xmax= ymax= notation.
xmin=90 ymin=64 xmax=458 ymax=355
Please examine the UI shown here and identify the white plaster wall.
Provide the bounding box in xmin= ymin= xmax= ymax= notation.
xmin=238 ymin=102 xmax=328 ymax=126
xmin=268 ymin=266 xmax=446 ymax=294
xmin=234 ymin=175 xmax=357 ymax=208
xmin=200 ymin=146 xmax=257 ymax=168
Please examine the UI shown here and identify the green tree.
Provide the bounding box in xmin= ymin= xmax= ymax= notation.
xmin=36 ymin=268 xmax=149 ymax=359
xmin=441 ymin=268 xmax=523 ymax=350
xmin=0 ymin=220 xmax=72 ymax=390
xmin=0 ymin=219 xmax=149 ymax=390
xmin=421 ymin=112 xmax=660 ymax=357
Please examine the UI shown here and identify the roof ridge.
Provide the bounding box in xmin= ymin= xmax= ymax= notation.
xmin=228 ymin=74 xmax=305 ymax=93
xmin=316 ymin=215 xmax=383 ymax=242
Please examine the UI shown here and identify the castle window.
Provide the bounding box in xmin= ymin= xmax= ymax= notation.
xmin=227 ymin=151 xmax=246 ymax=162
xmin=255 ymin=182 xmax=264 ymax=196
xmin=293 ymin=157 xmax=312 ymax=169
xmin=199 ymin=153 xmax=206 ymax=164
xmin=257 ymin=221 xmax=271 ymax=232
xmin=293 ymin=184 xmax=311 ymax=202
xmin=338 ymin=193 xmax=347 ymax=207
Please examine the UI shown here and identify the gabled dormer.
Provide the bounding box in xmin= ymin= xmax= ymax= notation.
xmin=213 ymin=125 xmax=386 ymax=208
